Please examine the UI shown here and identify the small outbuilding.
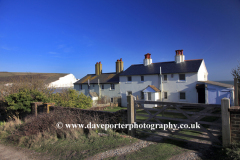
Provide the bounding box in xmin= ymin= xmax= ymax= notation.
xmin=196 ymin=81 xmax=234 ymax=105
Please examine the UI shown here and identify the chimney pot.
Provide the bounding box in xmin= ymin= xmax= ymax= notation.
xmin=120 ymin=58 xmax=122 ymax=61
xmin=175 ymin=50 xmax=184 ymax=63
xmin=99 ymin=62 xmax=101 ymax=64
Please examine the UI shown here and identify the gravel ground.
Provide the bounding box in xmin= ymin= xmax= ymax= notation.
xmin=85 ymin=140 xmax=156 ymax=160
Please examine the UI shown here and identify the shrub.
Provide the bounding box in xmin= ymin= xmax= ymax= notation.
xmin=225 ymin=143 xmax=240 ymax=160
xmin=51 ymin=88 xmax=92 ymax=109
xmin=5 ymin=88 xmax=50 ymax=116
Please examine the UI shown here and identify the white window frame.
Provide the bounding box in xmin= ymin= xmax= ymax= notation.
xmin=110 ymin=84 xmax=115 ymax=90
xmin=141 ymin=76 xmax=144 ymax=82
xmin=148 ymin=92 xmax=151 ymax=100
xmin=179 ymin=74 xmax=186 ymax=81
xmin=127 ymin=76 xmax=132 ymax=82
xmin=163 ymin=75 xmax=167 ymax=81
xmin=127 ymin=91 xmax=132 ymax=96
xmin=164 ymin=92 xmax=168 ymax=99
xmin=141 ymin=91 xmax=144 ymax=99
xmin=179 ymin=92 xmax=186 ymax=100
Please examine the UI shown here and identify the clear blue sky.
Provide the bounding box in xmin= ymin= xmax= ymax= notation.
xmin=1 ymin=0 xmax=240 ymax=81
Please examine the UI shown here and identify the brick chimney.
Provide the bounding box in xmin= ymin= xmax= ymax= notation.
xmin=175 ymin=50 xmax=185 ymax=63
xmin=144 ymin=53 xmax=152 ymax=66
xmin=116 ymin=58 xmax=124 ymax=73
xmin=95 ymin=62 xmax=102 ymax=75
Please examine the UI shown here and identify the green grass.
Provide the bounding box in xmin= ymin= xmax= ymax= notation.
xmin=104 ymin=106 xmax=126 ymax=112
xmin=109 ymin=139 xmax=189 ymax=160
xmin=0 ymin=121 xmax=5 ymax=126
xmin=0 ymin=117 xmax=138 ymax=160
xmin=31 ymin=131 xmax=137 ymax=160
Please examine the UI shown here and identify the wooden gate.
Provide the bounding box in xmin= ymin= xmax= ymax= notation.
xmin=127 ymin=95 xmax=223 ymax=147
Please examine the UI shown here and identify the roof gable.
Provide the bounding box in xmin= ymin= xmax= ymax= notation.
xmin=120 ymin=59 xmax=203 ymax=76
xmin=142 ymin=85 xmax=161 ymax=92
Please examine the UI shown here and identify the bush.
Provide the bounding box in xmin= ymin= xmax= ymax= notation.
xmin=51 ymin=88 xmax=92 ymax=109
xmin=225 ymin=143 xmax=240 ymax=160
xmin=5 ymin=88 xmax=50 ymax=116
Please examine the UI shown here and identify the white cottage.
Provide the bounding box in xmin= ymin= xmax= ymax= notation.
xmin=119 ymin=50 xmax=224 ymax=107
xmin=74 ymin=59 xmax=124 ymax=104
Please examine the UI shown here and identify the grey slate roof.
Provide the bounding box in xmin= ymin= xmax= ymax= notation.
xmin=119 ymin=59 xmax=203 ymax=76
xmin=198 ymin=80 xmax=234 ymax=88
xmin=89 ymin=91 xmax=98 ymax=97
xmin=74 ymin=72 xmax=120 ymax=84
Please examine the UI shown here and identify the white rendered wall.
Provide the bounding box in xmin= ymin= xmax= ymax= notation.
xmin=144 ymin=92 xmax=159 ymax=108
xmin=48 ymin=74 xmax=78 ymax=88
xmin=74 ymin=83 xmax=120 ymax=98
xmin=161 ymin=73 xmax=198 ymax=103
xmin=120 ymin=75 xmax=159 ymax=107
xmin=197 ymin=60 xmax=208 ymax=81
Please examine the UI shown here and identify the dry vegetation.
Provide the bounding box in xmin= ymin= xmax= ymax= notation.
xmin=0 ymin=109 xmax=135 ymax=159
xmin=0 ymin=73 xmax=53 ymax=100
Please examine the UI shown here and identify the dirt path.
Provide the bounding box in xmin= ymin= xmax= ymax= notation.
xmin=0 ymin=118 xmax=221 ymax=160
xmin=0 ymin=142 xmax=53 ymax=160
xmin=86 ymin=140 xmax=156 ymax=160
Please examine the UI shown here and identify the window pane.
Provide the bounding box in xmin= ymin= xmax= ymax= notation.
xmin=164 ymin=92 xmax=167 ymax=99
xmin=141 ymin=92 xmax=144 ymax=99
xmin=180 ymin=92 xmax=185 ymax=99
xmin=164 ymin=75 xmax=167 ymax=81
xmin=102 ymin=84 xmax=104 ymax=89
xmin=111 ymin=84 xmax=115 ymax=89
xmin=179 ymin=74 xmax=185 ymax=80
xmin=128 ymin=76 xmax=132 ymax=81
xmin=148 ymin=92 xmax=151 ymax=100
xmin=141 ymin=76 xmax=144 ymax=81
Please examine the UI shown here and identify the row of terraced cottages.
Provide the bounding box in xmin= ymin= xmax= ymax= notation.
xmin=74 ymin=50 xmax=234 ymax=108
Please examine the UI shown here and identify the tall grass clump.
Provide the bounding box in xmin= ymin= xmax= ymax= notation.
xmin=7 ymin=108 xmax=107 ymax=145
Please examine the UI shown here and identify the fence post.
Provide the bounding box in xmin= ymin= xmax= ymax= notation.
xmin=44 ymin=103 xmax=55 ymax=113
xmin=234 ymin=78 xmax=239 ymax=106
xmin=127 ymin=95 xmax=135 ymax=137
xmin=31 ymin=102 xmax=43 ymax=117
xmin=221 ymin=98 xmax=231 ymax=147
